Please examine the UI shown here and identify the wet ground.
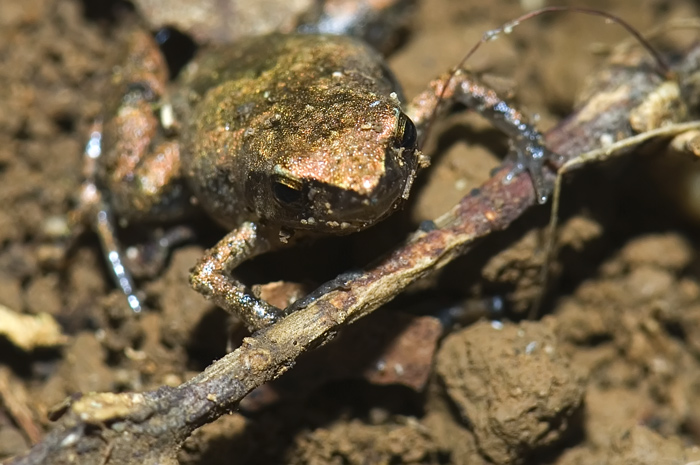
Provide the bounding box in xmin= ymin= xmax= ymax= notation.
xmin=3 ymin=0 xmax=700 ymax=463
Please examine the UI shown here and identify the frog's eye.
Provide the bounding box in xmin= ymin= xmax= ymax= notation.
xmin=396 ymin=114 xmax=417 ymax=150
xmin=272 ymin=177 xmax=305 ymax=206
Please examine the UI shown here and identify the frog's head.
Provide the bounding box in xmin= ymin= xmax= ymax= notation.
xmin=256 ymin=101 xmax=420 ymax=235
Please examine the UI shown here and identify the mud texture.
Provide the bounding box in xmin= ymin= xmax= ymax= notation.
xmin=3 ymin=0 xmax=700 ymax=463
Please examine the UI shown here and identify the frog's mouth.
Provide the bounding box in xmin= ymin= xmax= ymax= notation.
xmin=289 ymin=152 xmax=414 ymax=233
xmin=312 ymin=181 xmax=405 ymax=231
xmin=263 ymin=178 xmax=401 ymax=234
xmin=264 ymin=138 xmax=418 ymax=233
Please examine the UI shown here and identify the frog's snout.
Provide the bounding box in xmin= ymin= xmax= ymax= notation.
xmin=321 ymin=144 xmax=416 ymax=228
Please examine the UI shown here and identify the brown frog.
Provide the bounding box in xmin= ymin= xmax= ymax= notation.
xmin=78 ymin=31 xmax=555 ymax=331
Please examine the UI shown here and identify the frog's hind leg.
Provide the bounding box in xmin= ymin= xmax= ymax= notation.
xmin=71 ymin=122 xmax=144 ymax=313
xmin=72 ymin=119 xmax=192 ymax=313
xmin=284 ymin=270 xmax=363 ymax=314
xmin=95 ymin=202 xmax=143 ymax=313
xmin=71 ymin=31 xmax=187 ymax=313
xmin=189 ymin=223 xmax=291 ymax=332
xmin=103 ymin=30 xmax=189 ymax=224
xmin=405 ymin=69 xmax=562 ymax=204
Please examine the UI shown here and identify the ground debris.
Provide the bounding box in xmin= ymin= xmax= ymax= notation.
xmin=0 ymin=367 xmax=42 ymax=446
xmin=557 ymin=425 xmax=700 ymax=465
xmin=14 ymin=31 xmax=700 ymax=465
xmin=0 ymin=304 xmax=66 ymax=351
xmin=288 ymin=417 xmax=440 ymax=465
xmin=241 ymin=311 xmax=442 ymax=410
xmin=436 ymin=319 xmax=585 ymax=464
xmin=7 ymin=0 xmax=700 ymax=463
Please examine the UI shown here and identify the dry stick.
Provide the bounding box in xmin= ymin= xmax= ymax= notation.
xmin=12 ymin=14 xmax=697 ymax=465
xmin=437 ymin=7 xmax=678 ymax=319
xmin=426 ymin=6 xmax=674 ymax=320
xmin=530 ymin=121 xmax=700 ymax=318
xmin=13 ymin=165 xmax=544 ymax=465
xmin=12 ymin=116 xmax=700 ymax=464
xmin=551 ymin=120 xmax=700 ymax=237
xmin=0 ymin=367 xmax=42 ymax=445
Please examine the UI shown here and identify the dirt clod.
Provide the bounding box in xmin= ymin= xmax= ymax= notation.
xmin=436 ymin=319 xmax=586 ymax=464
xmin=289 ymin=417 xmax=440 ymax=465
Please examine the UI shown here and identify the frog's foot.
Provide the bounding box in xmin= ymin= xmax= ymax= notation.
xmin=71 ymin=199 xmax=144 ymax=313
xmin=285 ymin=270 xmax=364 ymax=314
xmin=190 ymin=222 xmax=287 ymax=332
xmin=504 ymin=135 xmax=561 ymax=205
xmin=96 ymin=202 xmax=144 ymax=313
xmin=406 ymin=69 xmax=562 ymax=204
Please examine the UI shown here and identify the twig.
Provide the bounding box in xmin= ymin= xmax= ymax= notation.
xmin=10 ymin=41 xmax=699 ymax=465
xmin=0 ymin=367 xmax=42 ymax=445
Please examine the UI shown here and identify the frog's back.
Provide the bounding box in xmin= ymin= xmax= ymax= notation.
xmin=178 ymin=34 xmax=398 ymax=100
xmin=177 ymin=34 xmax=411 ymax=231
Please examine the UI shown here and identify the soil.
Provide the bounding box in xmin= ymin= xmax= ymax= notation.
xmin=3 ymin=0 xmax=700 ymax=463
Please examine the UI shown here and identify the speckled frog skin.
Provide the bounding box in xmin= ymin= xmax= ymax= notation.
xmin=85 ymin=31 xmax=554 ymax=329
xmin=174 ymin=34 xmax=419 ymax=234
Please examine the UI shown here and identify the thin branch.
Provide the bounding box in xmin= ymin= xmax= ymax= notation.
xmin=10 ymin=41 xmax=697 ymax=465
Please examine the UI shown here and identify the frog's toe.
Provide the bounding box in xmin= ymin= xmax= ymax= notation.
xmin=505 ymin=142 xmax=557 ymax=205
xmin=285 ymin=270 xmax=363 ymax=314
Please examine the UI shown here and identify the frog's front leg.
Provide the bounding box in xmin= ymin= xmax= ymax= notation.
xmin=406 ymin=69 xmax=561 ymax=204
xmin=189 ymin=222 xmax=287 ymax=332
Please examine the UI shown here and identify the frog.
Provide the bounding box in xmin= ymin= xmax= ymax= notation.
xmin=77 ymin=30 xmax=557 ymax=332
